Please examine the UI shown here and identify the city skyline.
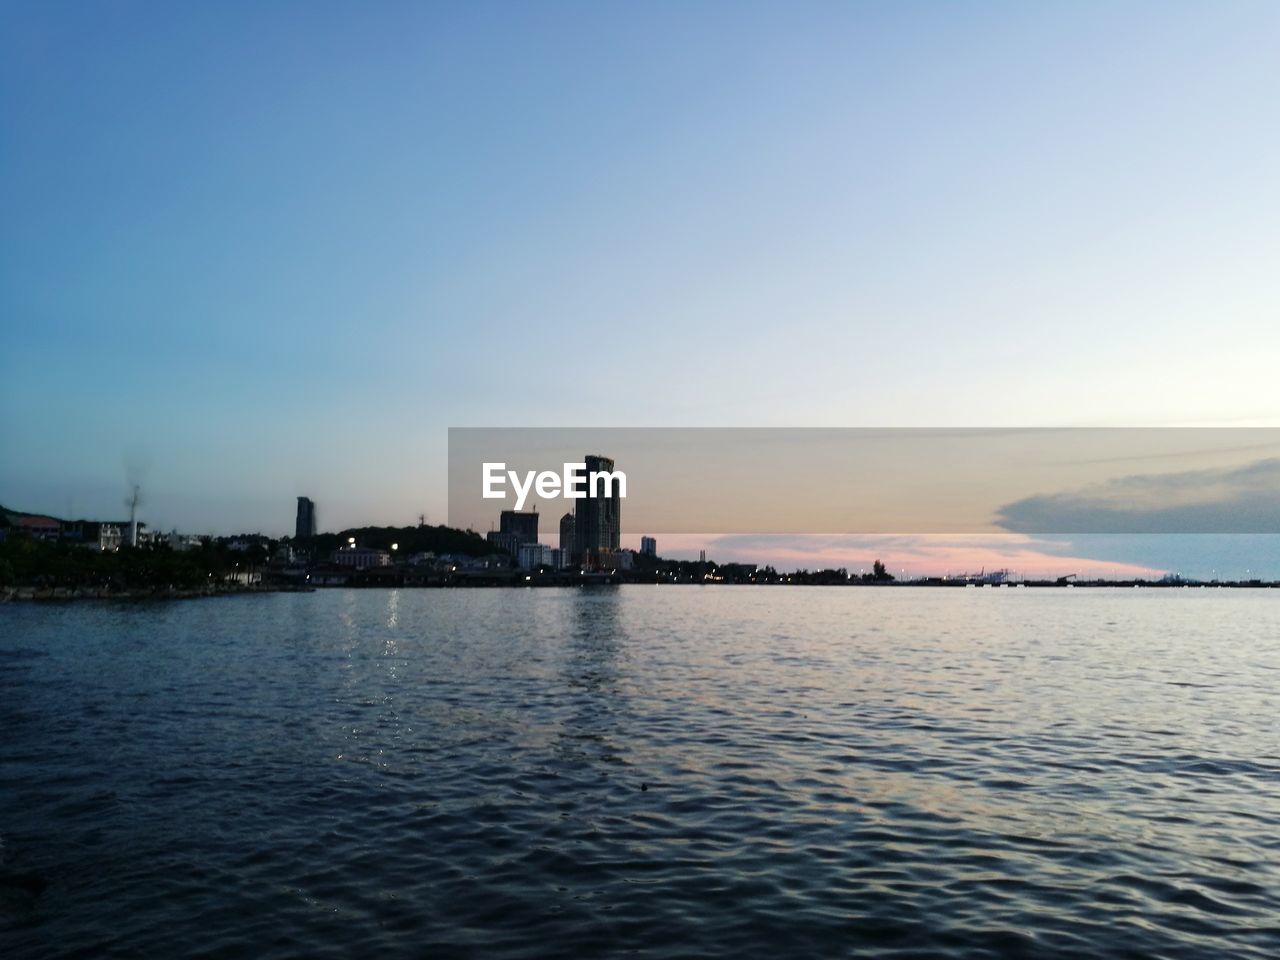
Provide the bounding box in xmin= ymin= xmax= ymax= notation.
xmin=4 ymin=2 xmax=1279 ymax=576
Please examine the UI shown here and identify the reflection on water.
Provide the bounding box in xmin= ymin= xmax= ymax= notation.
xmin=555 ymin=589 xmax=627 ymax=770
xmin=2 ymin=587 xmax=1279 ymax=958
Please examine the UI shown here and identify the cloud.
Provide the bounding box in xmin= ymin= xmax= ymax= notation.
xmin=995 ymin=457 xmax=1280 ymax=533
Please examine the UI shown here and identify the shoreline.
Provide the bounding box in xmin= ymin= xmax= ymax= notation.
xmin=3 ymin=581 xmax=1275 ymax=603
xmin=1 ymin=583 xmax=315 ymax=603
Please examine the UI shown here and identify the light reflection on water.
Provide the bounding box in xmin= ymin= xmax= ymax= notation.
xmin=2 ymin=587 xmax=1279 ymax=958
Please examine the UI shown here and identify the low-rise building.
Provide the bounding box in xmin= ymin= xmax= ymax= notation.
xmin=95 ymin=523 xmax=122 ymax=552
xmin=331 ymin=546 xmax=392 ymax=569
xmin=57 ymin=519 xmax=123 ymax=551
xmin=164 ymin=531 xmax=205 ymax=552
xmin=517 ymin=542 xmax=555 ymax=570
xmin=5 ymin=514 xmax=61 ymax=542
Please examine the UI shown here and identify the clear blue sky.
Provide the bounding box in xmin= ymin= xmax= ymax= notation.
xmin=3 ymin=2 xmax=1279 ymax=573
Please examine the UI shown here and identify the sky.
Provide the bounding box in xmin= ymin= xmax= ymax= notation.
xmin=3 ymin=1 xmax=1279 ymax=576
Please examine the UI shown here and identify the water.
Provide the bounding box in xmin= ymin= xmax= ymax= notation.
xmin=2 ymin=587 xmax=1279 ymax=958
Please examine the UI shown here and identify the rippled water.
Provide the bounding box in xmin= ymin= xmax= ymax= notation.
xmin=2 ymin=587 xmax=1279 ymax=958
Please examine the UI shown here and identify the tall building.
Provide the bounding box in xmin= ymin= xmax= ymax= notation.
xmin=640 ymin=536 xmax=657 ymax=556
xmin=574 ymin=454 xmax=621 ymax=568
xmin=499 ymin=510 xmax=539 ymax=545
xmin=559 ymin=512 xmax=576 ymax=564
xmin=295 ymin=497 xmax=317 ymax=539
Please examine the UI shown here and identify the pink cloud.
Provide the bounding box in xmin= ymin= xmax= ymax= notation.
xmin=624 ymin=533 xmax=1165 ymax=579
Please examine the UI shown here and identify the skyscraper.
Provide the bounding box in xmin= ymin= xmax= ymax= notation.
xmin=559 ymin=512 xmax=576 ymax=565
xmin=640 ymin=536 xmax=657 ymax=556
xmin=499 ymin=510 xmax=539 ymax=545
xmin=295 ymin=496 xmax=316 ymax=539
xmin=573 ymin=455 xmax=621 ymax=567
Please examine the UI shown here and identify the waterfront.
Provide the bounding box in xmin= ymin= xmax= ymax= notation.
xmin=2 ymin=588 xmax=1279 ymax=958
